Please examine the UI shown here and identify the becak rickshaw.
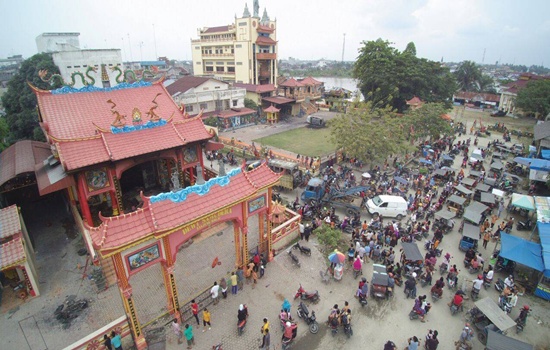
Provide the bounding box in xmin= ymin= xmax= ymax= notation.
xmin=463 ymin=201 xmax=490 ymax=226
xmin=485 ymin=329 xmax=533 ymax=350
xmin=400 ymin=242 xmax=424 ymax=278
xmin=432 ymin=168 xmax=453 ymax=186
xmin=460 ymin=177 xmax=476 ymax=190
xmin=441 ymin=154 xmax=454 ymax=167
xmin=433 ymin=209 xmax=456 ymax=234
xmin=467 ymin=297 xmax=516 ymax=345
xmin=447 ymin=195 xmax=466 ymax=218
xmin=479 ymin=192 xmax=496 ymax=210
xmin=453 ymin=185 xmax=473 ymax=205
xmin=459 ymin=222 xmax=479 ymax=251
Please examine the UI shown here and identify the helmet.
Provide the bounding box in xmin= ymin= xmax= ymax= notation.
xmin=478 ymin=275 xmax=483 ymax=280
xmin=286 ymin=321 xmax=291 ymax=327
xmin=362 ymin=277 xmax=367 ymax=282
xmin=412 ymin=273 xmax=417 ymax=278
xmin=239 ymin=304 xmax=244 ymax=311
xmin=523 ymin=305 xmax=530 ymax=310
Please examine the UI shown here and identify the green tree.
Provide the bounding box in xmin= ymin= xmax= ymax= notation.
xmin=454 ymin=60 xmax=483 ymax=91
xmin=516 ymin=79 xmax=550 ymax=118
xmin=402 ymin=103 xmax=452 ymax=141
xmin=328 ymin=101 xmax=410 ymax=168
xmin=0 ymin=117 xmax=9 ymax=151
xmin=353 ymin=39 xmax=455 ymax=112
xmin=244 ymin=98 xmax=258 ymax=110
xmin=1 ymin=53 xmax=61 ymax=143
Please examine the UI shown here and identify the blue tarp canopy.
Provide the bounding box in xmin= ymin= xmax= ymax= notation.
xmin=500 ymin=233 xmax=545 ymax=272
xmin=419 ymin=158 xmax=432 ymax=165
xmin=542 ymin=150 xmax=550 ymax=160
xmin=537 ymin=222 xmax=550 ymax=277
xmin=516 ymin=157 xmax=550 ymax=171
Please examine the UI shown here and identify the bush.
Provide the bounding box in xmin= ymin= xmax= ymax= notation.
xmin=315 ymin=225 xmax=343 ymax=253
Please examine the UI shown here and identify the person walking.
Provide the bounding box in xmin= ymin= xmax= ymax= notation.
xmin=184 ymin=324 xmax=195 ymax=349
xmin=103 ymin=334 xmax=112 ymax=350
xmin=110 ymin=331 xmax=122 ymax=350
xmin=251 ymin=267 xmax=258 ymax=289
xmin=172 ymin=318 xmax=183 ymax=344
xmin=482 ymin=231 xmax=491 ymax=249
xmin=191 ymin=300 xmax=200 ymax=325
xmin=219 ymin=277 xmax=228 ymax=299
xmin=230 ymin=272 xmax=238 ymax=295
xmin=260 ymin=327 xmax=271 ymax=349
xmin=210 ymin=282 xmax=220 ymax=305
xmin=202 ymin=308 xmax=211 ymax=332
xmin=236 ymin=267 xmax=244 ymax=291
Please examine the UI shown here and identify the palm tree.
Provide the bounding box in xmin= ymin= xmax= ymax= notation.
xmin=454 ymin=61 xmax=482 ymax=91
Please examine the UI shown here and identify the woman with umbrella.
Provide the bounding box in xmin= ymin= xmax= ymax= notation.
xmin=328 ymin=250 xmax=346 ymax=280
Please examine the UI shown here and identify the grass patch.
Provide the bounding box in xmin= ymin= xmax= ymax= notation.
xmin=253 ymin=126 xmax=336 ymax=157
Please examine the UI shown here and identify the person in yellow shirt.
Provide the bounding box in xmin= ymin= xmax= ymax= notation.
xmin=261 ymin=317 xmax=270 ymax=335
xmin=202 ymin=308 xmax=211 ymax=332
xmin=230 ymin=272 xmax=238 ymax=295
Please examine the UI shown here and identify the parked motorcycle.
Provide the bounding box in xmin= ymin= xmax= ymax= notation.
xmin=499 ymin=296 xmax=512 ymax=314
xmin=54 ymin=297 xmax=89 ymax=325
xmin=296 ymin=302 xmax=319 ymax=334
xmin=293 ymin=242 xmax=311 ymax=256
xmin=515 ymin=306 xmax=530 ymax=333
xmin=494 ymin=278 xmax=505 ymax=293
xmin=294 ymin=284 xmax=320 ymax=303
xmin=517 ymin=219 xmax=533 ymax=231
xmin=288 ymin=250 xmax=301 ymax=268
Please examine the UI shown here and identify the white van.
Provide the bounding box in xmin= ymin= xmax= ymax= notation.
xmin=469 ymin=149 xmax=484 ymax=164
xmin=366 ymin=195 xmax=408 ymax=220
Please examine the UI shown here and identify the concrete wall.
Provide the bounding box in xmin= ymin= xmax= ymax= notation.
xmin=53 ymin=49 xmax=123 ymax=88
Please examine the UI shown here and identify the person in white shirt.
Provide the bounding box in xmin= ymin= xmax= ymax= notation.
xmin=504 ymin=275 xmax=514 ymax=289
xmin=472 ymin=276 xmax=484 ymax=292
xmin=210 ymin=282 xmax=220 ymax=304
xmin=485 ymin=268 xmax=494 ymax=281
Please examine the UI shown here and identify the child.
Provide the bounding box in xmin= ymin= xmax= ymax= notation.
xmin=202 ymin=308 xmax=211 ymax=332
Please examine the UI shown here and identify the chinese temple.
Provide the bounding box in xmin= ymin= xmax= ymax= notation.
xmin=32 ymin=79 xmax=286 ymax=348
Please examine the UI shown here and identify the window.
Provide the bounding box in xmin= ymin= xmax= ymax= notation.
xmin=187 ymin=105 xmax=194 ymax=112
xmin=236 ymin=62 xmax=243 ymax=65
xmin=231 ymin=48 xmax=234 ymax=54
xmin=196 ymin=62 xmax=201 ymax=65
xmin=206 ymin=66 xmax=214 ymax=72
xmin=216 ymin=67 xmax=224 ymax=72
xmin=228 ymin=66 xmax=235 ymax=73
xmin=195 ymin=46 xmax=200 ymax=49
xmin=236 ymin=44 xmax=242 ymax=48
xmin=239 ymin=22 xmax=247 ymax=26
xmin=66 ymin=66 xmax=72 ymax=68
xmin=227 ymin=62 xmax=234 ymax=66
xmin=216 ymin=62 xmax=224 ymax=65
xmin=200 ymin=103 xmax=208 ymax=110
xmin=205 ymin=61 xmax=214 ymax=65
xmin=232 ymin=99 xmax=238 ymax=107
xmin=74 ymin=65 xmax=81 ymax=68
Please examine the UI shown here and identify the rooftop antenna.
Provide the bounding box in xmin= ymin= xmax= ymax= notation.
xmin=342 ymin=33 xmax=346 ymax=62
xmin=153 ymin=24 xmax=158 ymax=60
xmin=482 ymin=48 xmax=486 ymax=64
xmin=127 ymin=33 xmax=134 ymax=62
xmin=139 ymin=42 xmax=144 ymax=61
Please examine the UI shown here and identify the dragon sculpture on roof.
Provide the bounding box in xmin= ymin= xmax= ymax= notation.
xmin=38 ymin=66 xmax=98 ymax=87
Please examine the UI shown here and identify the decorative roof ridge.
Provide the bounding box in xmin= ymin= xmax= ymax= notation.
xmin=240 ymin=163 xmax=256 ymax=188
xmin=149 ymin=167 xmax=242 ymax=204
xmin=172 ymin=113 xmax=204 ymax=125
xmin=146 ymin=193 xmax=159 ymax=230
xmin=246 ymin=161 xmax=281 ymax=188
xmin=100 ymin=132 xmax=113 ymax=160
xmin=50 ymin=81 xmax=154 ymax=95
xmin=27 ymin=81 xmax=51 ymax=94
xmin=170 ymin=122 xmax=188 ymax=144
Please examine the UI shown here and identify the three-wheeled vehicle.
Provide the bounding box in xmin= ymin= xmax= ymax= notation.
xmin=464 ymin=201 xmax=490 ymax=226
xmin=460 ymin=177 xmax=477 ymax=190
xmin=491 ymin=151 xmax=504 ymax=162
xmin=268 ymin=159 xmax=301 ymax=191
xmin=459 ymin=222 xmax=479 ymax=251
xmin=441 ymin=154 xmax=454 ymax=167
xmin=433 ymin=209 xmax=456 ymax=234
xmin=400 ymin=242 xmax=424 ymax=277
xmin=479 ymin=192 xmax=496 ymax=209
xmin=485 ymin=329 xmax=534 ymax=350
xmin=433 ymin=168 xmax=452 ymax=186
xmin=467 ymin=297 xmax=516 ymax=345
xmin=371 ymin=264 xmax=390 ymax=299
xmin=454 ymin=184 xmax=474 ymax=200
xmin=447 ymin=195 xmax=467 ymax=218
xmin=468 ymin=170 xmax=482 ymax=180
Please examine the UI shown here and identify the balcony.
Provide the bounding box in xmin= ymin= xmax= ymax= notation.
xmin=256 ymin=53 xmax=277 ymax=60
xmin=202 ymin=53 xmax=234 ymax=58
xmin=259 ymin=70 xmax=271 ymax=78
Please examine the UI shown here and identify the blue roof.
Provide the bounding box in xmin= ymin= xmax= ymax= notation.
xmin=537 ymin=222 xmax=550 ymax=277
xmin=500 ymin=233 xmax=545 ymax=273
xmin=140 ymin=60 xmax=167 ymax=66
xmin=516 ymin=157 xmax=550 ymax=171
xmin=542 ymin=150 xmax=550 ymax=160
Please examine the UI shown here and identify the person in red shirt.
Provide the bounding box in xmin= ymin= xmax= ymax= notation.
xmin=191 ymin=299 xmax=199 ymax=325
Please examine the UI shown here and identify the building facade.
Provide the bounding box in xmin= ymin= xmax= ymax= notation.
xmin=36 ymin=32 xmax=81 ymax=53
xmin=191 ymin=1 xmax=278 ymax=85
xmin=52 ymin=49 xmax=123 ymax=88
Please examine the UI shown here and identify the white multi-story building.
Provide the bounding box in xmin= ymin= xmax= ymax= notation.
xmin=36 ymin=33 xmax=80 ymax=53
xmin=191 ymin=0 xmax=278 ymax=85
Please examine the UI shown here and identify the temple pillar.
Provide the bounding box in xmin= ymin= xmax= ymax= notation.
xmin=76 ymin=174 xmax=93 ymax=225
xmin=233 ymin=221 xmax=242 ymax=268
xmin=161 ymin=237 xmax=181 ymax=321
xmin=109 ymin=191 xmax=120 ymax=216
xmin=112 ymin=172 xmax=123 ymax=214
xmin=112 ymin=253 xmax=147 ymax=349
xmin=241 ymin=202 xmax=249 ymax=264
xmin=267 ymin=187 xmax=274 ymax=261
xmin=258 ymin=212 xmax=265 ymax=253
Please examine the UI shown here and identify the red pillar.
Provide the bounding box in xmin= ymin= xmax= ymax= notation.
xmin=76 ymin=174 xmax=93 ymax=225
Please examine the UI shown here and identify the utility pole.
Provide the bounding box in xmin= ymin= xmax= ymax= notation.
xmin=342 ymin=33 xmax=346 ymax=62
xmin=482 ymin=48 xmax=486 ymax=64
xmin=139 ymin=42 xmax=144 ymax=61
xmin=127 ymin=33 xmax=134 ymax=62
xmin=153 ymin=24 xmax=158 ymax=60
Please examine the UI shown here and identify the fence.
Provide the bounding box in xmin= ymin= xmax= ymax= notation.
xmin=61 ymin=315 xmax=131 ymax=350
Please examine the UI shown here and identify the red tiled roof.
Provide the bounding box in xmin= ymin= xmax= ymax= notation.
xmin=256 ymin=36 xmax=277 ymax=45
xmin=406 ymin=96 xmax=423 ymax=105
xmin=454 ymin=91 xmax=500 ymax=103
xmin=264 ymin=105 xmax=280 ymax=113
xmin=279 ymin=78 xmax=304 ymax=88
xmin=0 ymin=205 xmax=21 ymax=239
xmin=34 ymin=83 xmax=213 ymax=171
xmin=217 ymin=108 xmax=256 ymax=119
xmin=0 ymin=235 xmax=26 ymax=269
xmin=299 ymin=77 xmax=323 ymax=86
xmin=0 ymin=141 xmax=52 ymax=188
xmin=262 ymin=96 xmax=294 ymax=104
xmin=88 ymin=163 xmax=281 ymax=254
xmin=166 ymin=76 xmax=215 ymax=95
xmin=257 ymin=24 xmax=274 ymax=33
xmin=502 ymin=74 xmax=550 ymax=94
xmin=233 ymin=83 xmax=276 ymax=94
xmin=203 ymin=25 xmax=231 ymax=33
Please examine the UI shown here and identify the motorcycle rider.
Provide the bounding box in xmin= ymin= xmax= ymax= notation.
xmin=431 ymin=283 xmax=443 ymax=298
xmin=516 ymin=305 xmax=530 ymax=326
xmin=504 ymin=275 xmax=515 ymax=289
xmin=448 ymin=290 xmax=465 ymax=311
xmin=458 ymin=323 xmax=474 ymax=349
xmin=447 ymin=265 xmax=459 ymax=288
xmin=483 ymin=265 xmax=494 ymax=283
xmin=405 ymin=273 xmax=417 ymax=298
xmin=387 ymin=273 xmax=395 ymax=295
xmin=471 ymin=275 xmax=483 ymax=297
xmin=237 ymin=304 xmax=248 ymax=323
xmin=282 ymin=321 xmax=297 ymax=343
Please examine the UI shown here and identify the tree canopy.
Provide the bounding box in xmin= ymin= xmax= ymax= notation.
xmin=516 ymin=79 xmax=550 ymax=118
xmin=454 ymin=60 xmax=495 ymax=93
xmin=1 ymin=53 xmax=61 ymax=144
xmin=353 ymin=39 xmax=456 ymax=112
xmin=401 ymin=103 xmax=453 ymax=141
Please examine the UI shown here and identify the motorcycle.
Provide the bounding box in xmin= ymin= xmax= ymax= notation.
xmin=237 ymin=305 xmax=248 ymax=336
xmin=294 ymin=284 xmax=320 ymax=303
xmin=409 ymin=304 xmax=431 ymax=320
xmin=483 ymin=277 xmax=492 ymax=290
xmin=499 ymin=296 xmax=512 ymax=314
xmin=431 ymin=292 xmax=440 ymax=302
xmin=343 ymin=322 xmax=353 ymax=338
xmin=439 ymin=262 xmax=448 ymax=275
xmin=449 ymin=302 xmax=462 ymax=315
xmin=296 ymin=302 xmax=319 ymax=334
xmin=293 ymin=242 xmax=311 ymax=256
xmin=470 ymin=287 xmax=480 ymax=301
xmin=515 ymin=308 xmax=530 ymax=333
xmin=517 ymin=219 xmax=533 ymax=231
xmin=212 ymin=343 xmax=222 ymax=350
xmin=54 ymin=297 xmax=89 ymax=325
xmin=288 ymin=250 xmax=301 ymax=268
xmin=281 ymin=323 xmax=298 ymax=350
xmin=358 ymin=293 xmax=368 ymax=307
xmin=329 ymin=317 xmax=339 ymax=337
xmin=494 ymin=278 xmax=505 ymax=293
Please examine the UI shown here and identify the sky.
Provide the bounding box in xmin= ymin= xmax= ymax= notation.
xmin=1 ymin=0 xmax=549 ymax=67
